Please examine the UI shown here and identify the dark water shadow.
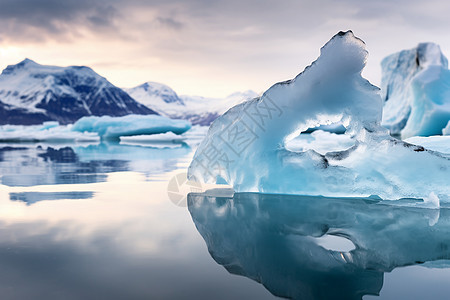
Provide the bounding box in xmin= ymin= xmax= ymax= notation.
xmin=188 ymin=192 xmax=450 ymax=300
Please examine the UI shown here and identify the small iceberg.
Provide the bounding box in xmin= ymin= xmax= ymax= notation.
xmin=188 ymin=31 xmax=450 ymax=202
xmin=71 ymin=114 xmax=191 ymax=141
xmin=0 ymin=115 xmax=191 ymax=143
xmin=0 ymin=122 xmax=98 ymax=143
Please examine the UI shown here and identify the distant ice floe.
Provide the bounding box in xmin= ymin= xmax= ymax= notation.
xmin=0 ymin=115 xmax=191 ymax=142
xmin=188 ymin=31 xmax=450 ymax=203
xmin=120 ymin=125 xmax=208 ymax=147
xmin=0 ymin=121 xmax=99 ymax=143
xmin=71 ymin=114 xmax=190 ymax=141
xmin=381 ymin=43 xmax=450 ymax=138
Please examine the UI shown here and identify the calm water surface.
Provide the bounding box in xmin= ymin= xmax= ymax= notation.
xmin=0 ymin=139 xmax=450 ymax=299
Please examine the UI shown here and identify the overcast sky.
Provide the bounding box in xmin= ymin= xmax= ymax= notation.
xmin=0 ymin=0 xmax=450 ymax=97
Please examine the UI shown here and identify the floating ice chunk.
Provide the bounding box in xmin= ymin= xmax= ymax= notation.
xmin=188 ymin=31 xmax=450 ymax=201
xmin=0 ymin=123 xmax=99 ymax=142
xmin=444 ymin=121 xmax=450 ymax=135
xmin=423 ymin=192 xmax=440 ymax=209
xmin=0 ymin=115 xmax=191 ymax=142
xmin=381 ymin=43 xmax=450 ymax=138
xmin=39 ymin=121 xmax=60 ymax=130
xmin=71 ymin=114 xmax=191 ymax=141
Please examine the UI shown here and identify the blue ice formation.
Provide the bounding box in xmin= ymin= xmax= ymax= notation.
xmin=71 ymin=114 xmax=191 ymax=140
xmin=0 ymin=121 xmax=99 ymax=142
xmin=0 ymin=115 xmax=191 ymax=142
xmin=188 ymin=31 xmax=450 ymax=202
xmin=381 ymin=43 xmax=450 ymax=138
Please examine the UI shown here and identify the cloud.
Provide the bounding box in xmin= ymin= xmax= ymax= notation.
xmin=87 ymin=5 xmax=119 ymax=28
xmin=155 ymin=17 xmax=184 ymax=30
xmin=0 ymin=0 xmax=120 ymax=42
xmin=2 ymin=0 xmax=450 ymax=96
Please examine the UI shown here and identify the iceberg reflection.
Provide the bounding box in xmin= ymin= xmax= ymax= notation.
xmin=0 ymin=143 xmax=191 ymax=187
xmin=188 ymin=192 xmax=450 ymax=300
xmin=10 ymin=191 xmax=94 ymax=205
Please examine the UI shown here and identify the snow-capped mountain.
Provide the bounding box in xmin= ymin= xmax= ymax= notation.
xmin=126 ymin=82 xmax=258 ymax=125
xmin=0 ymin=59 xmax=157 ymax=125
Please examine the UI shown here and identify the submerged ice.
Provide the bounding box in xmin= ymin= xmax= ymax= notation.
xmin=188 ymin=31 xmax=450 ymax=202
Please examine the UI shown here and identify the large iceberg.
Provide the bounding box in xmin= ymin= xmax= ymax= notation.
xmin=381 ymin=43 xmax=450 ymax=138
xmin=188 ymin=31 xmax=450 ymax=202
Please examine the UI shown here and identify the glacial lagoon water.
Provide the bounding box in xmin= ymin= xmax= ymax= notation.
xmin=0 ymin=139 xmax=450 ymax=299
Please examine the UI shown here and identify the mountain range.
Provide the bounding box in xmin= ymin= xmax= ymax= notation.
xmin=0 ymin=59 xmax=157 ymax=125
xmin=0 ymin=59 xmax=257 ymax=126
xmin=125 ymin=83 xmax=257 ymax=125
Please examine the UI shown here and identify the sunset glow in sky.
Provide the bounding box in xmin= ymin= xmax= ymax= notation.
xmin=1 ymin=0 xmax=450 ymax=97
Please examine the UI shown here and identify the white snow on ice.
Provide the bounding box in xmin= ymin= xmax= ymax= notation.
xmin=405 ymin=135 xmax=450 ymax=154
xmin=0 ymin=122 xmax=99 ymax=143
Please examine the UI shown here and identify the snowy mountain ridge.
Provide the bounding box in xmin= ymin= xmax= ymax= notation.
xmin=126 ymin=83 xmax=258 ymax=125
xmin=0 ymin=58 xmax=257 ymax=126
xmin=0 ymin=59 xmax=156 ymax=125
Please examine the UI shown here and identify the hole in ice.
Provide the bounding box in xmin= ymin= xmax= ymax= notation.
xmin=285 ymin=130 xmax=355 ymax=155
xmin=313 ymin=234 xmax=356 ymax=252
